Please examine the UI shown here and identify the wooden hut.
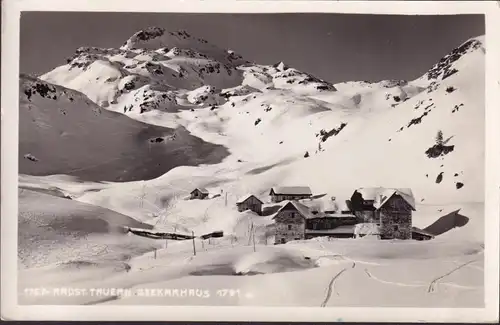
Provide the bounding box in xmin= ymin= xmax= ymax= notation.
xmin=190 ymin=188 xmax=209 ymax=200
xmin=236 ymin=194 xmax=263 ymax=215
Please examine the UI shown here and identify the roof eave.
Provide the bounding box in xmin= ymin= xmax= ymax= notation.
xmin=274 ymin=201 xmax=307 ymax=219
xmin=237 ymin=195 xmax=264 ymax=205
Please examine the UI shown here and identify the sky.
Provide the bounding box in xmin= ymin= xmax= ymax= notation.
xmin=20 ymin=12 xmax=484 ymax=84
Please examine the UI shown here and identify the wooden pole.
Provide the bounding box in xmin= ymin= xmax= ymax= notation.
xmin=225 ymin=192 xmax=228 ymax=207
xmin=247 ymin=223 xmax=253 ymax=246
xmin=252 ymin=226 xmax=256 ymax=252
xmin=192 ymin=231 xmax=196 ymax=256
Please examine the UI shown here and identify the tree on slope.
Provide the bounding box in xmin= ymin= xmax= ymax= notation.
xmin=435 ymin=130 xmax=444 ymax=146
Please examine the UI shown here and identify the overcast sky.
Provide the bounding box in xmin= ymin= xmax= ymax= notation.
xmin=20 ymin=12 xmax=484 ymax=84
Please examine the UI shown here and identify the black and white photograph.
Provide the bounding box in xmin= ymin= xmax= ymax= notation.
xmin=2 ymin=0 xmax=499 ymax=322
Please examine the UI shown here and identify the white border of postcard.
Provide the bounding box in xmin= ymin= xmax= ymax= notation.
xmin=2 ymin=0 xmax=499 ymax=322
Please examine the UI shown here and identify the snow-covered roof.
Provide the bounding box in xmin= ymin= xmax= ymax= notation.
xmin=236 ymin=194 xmax=263 ymax=204
xmin=298 ymin=198 xmax=323 ymax=211
xmin=305 ymin=225 xmax=355 ymax=235
xmin=353 ymin=187 xmax=385 ymax=200
xmin=374 ymin=189 xmax=416 ymax=210
xmin=272 ymin=200 xmax=316 ymax=220
xmin=354 ymin=187 xmax=416 ymax=210
xmin=270 ymin=186 xmax=312 ymax=196
xmin=299 ymin=196 xmax=350 ymax=213
xmin=272 ymin=198 xmax=354 ymax=220
xmin=191 ymin=187 xmax=209 ymax=194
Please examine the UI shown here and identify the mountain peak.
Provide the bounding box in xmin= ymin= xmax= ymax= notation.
xmin=423 ymin=35 xmax=484 ymax=82
xmin=121 ymin=27 xmax=207 ymax=51
xmin=118 ymin=27 xmax=247 ymax=67
xmin=273 ymin=61 xmax=289 ymax=71
xmin=124 ymin=27 xmax=166 ymax=45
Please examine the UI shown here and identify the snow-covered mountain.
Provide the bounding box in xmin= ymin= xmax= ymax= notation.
xmin=18 ymin=29 xmax=486 ymax=307
xmin=31 ymin=28 xmax=485 ymax=208
xmin=41 ymin=27 xmax=248 ymax=113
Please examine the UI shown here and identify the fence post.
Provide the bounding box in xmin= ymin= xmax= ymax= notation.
xmin=252 ymin=224 xmax=256 ymax=252
xmin=248 ymin=223 xmax=253 ymax=246
xmin=192 ymin=231 xmax=196 ymax=256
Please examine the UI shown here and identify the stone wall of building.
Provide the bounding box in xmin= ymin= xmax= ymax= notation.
xmin=379 ymin=195 xmax=413 ymax=240
xmin=274 ymin=210 xmax=305 ymax=244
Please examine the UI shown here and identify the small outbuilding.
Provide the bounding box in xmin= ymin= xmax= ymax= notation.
xmin=236 ymin=194 xmax=263 ymax=215
xmin=190 ymin=188 xmax=209 ymax=200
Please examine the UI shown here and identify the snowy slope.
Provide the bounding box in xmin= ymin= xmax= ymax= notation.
xmin=19 ymin=236 xmax=484 ymax=306
xmin=19 ymin=74 xmax=228 ymax=182
xmin=18 ymin=188 xmax=162 ymax=269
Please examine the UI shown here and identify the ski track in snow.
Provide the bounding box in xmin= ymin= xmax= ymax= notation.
xmin=320 ymin=261 xmax=356 ymax=307
xmin=427 ymin=258 xmax=480 ymax=293
xmin=362 ymin=258 xmax=483 ymax=292
xmin=364 ymin=268 xmax=427 ymax=288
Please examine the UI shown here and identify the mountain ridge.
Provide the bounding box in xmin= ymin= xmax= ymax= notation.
xmin=23 ymin=29 xmax=485 ymax=207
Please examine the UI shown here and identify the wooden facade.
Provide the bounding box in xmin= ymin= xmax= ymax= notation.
xmin=305 ymin=226 xmax=355 ymax=240
xmin=190 ymin=188 xmax=209 ymax=200
xmin=236 ymin=195 xmax=263 ymax=215
xmin=304 ymin=215 xmax=356 ymax=240
xmin=273 ymin=202 xmax=307 ymax=244
xmin=306 ymin=216 xmax=337 ymax=230
xmin=306 ymin=214 xmax=356 ymax=231
xmin=269 ymin=187 xmax=312 ymax=203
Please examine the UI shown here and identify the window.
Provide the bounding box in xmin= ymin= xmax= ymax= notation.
xmin=280 ymin=238 xmax=286 ymax=244
xmin=288 ymin=225 xmax=292 ymax=230
xmin=393 ymin=225 xmax=399 ymax=232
